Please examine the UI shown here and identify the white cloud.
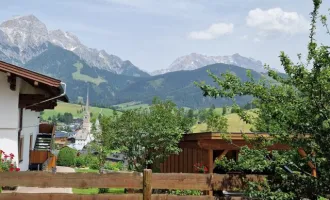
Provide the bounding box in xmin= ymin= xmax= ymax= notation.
xmin=246 ymin=8 xmax=309 ymax=35
xmin=240 ymin=35 xmax=248 ymax=40
xmin=188 ymin=23 xmax=234 ymax=40
xmin=253 ymin=37 xmax=261 ymax=43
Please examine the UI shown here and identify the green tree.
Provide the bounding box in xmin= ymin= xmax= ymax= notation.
xmin=222 ymin=106 xmax=227 ymax=115
xmin=63 ymin=112 xmax=73 ymax=124
xmin=103 ymin=98 xmax=188 ymax=172
xmin=196 ymin=0 xmax=330 ymax=199
xmin=198 ymin=109 xmax=208 ymax=122
xmin=57 ymin=147 xmax=77 ymax=166
xmin=51 ymin=115 xmax=57 ymax=125
xmin=187 ymin=109 xmax=194 ymax=119
xmin=206 ymin=111 xmax=228 ymax=132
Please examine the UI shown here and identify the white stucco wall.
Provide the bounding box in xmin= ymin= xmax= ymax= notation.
xmin=0 ymin=72 xmax=20 ymax=166
xmin=19 ymin=109 xmax=40 ymax=171
xmin=0 ymin=72 xmax=43 ymax=171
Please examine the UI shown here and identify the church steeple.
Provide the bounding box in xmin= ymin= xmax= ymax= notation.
xmin=85 ymin=86 xmax=89 ymax=112
xmin=83 ymin=86 xmax=91 ymax=131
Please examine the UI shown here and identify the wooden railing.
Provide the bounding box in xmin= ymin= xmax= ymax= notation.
xmin=29 ymin=150 xmax=49 ymax=164
xmin=0 ymin=170 xmax=265 ymax=200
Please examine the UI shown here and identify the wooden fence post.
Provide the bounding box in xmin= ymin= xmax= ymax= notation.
xmin=143 ymin=169 xmax=152 ymax=200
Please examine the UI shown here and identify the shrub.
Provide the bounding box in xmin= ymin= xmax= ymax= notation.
xmin=170 ymin=190 xmax=202 ymax=196
xmin=98 ymin=188 xmax=110 ymax=194
xmin=75 ymin=156 xmax=86 ymax=168
xmin=88 ymin=157 xmax=100 ymax=170
xmin=104 ymin=161 xmax=124 ymax=171
xmin=57 ymin=147 xmax=77 ymax=167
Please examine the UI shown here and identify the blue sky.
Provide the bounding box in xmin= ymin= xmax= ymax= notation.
xmin=0 ymin=0 xmax=329 ymax=72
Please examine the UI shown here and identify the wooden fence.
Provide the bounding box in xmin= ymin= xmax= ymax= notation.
xmin=0 ymin=170 xmax=265 ymax=200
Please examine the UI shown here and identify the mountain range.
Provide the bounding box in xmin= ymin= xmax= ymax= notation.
xmin=0 ymin=15 xmax=268 ymax=108
xmin=151 ymin=53 xmax=266 ymax=75
xmin=0 ymin=15 xmax=149 ymax=77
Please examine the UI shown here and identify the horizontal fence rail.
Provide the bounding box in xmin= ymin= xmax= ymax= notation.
xmin=0 ymin=194 xmax=216 ymax=200
xmin=0 ymin=170 xmax=266 ymax=200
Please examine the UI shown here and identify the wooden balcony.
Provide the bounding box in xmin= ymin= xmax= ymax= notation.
xmin=29 ymin=123 xmax=57 ymax=171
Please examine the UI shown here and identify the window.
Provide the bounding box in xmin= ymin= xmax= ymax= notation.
xmin=29 ymin=135 xmax=33 ymax=150
xmin=19 ymin=137 xmax=24 ymax=162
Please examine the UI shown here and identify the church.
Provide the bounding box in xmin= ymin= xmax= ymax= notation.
xmin=68 ymin=90 xmax=94 ymax=151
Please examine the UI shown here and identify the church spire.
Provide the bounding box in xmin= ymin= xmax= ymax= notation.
xmin=85 ymin=86 xmax=89 ymax=112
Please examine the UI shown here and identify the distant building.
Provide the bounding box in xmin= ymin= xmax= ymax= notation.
xmin=54 ymin=131 xmax=69 ymax=148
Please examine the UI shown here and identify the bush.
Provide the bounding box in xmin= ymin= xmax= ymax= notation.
xmin=88 ymin=157 xmax=100 ymax=170
xmin=170 ymin=190 xmax=202 ymax=196
xmin=98 ymin=188 xmax=110 ymax=194
xmin=104 ymin=161 xmax=124 ymax=171
xmin=75 ymin=156 xmax=86 ymax=168
xmin=57 ymin=147 xmax=77 ymax=167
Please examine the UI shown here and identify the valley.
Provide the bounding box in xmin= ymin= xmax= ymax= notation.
xmin=0 ymin=15 xmax=266 ymax=109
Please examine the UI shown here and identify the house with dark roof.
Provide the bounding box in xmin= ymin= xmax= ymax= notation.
xmin=54 ymin=131 xmax=69 ymax=148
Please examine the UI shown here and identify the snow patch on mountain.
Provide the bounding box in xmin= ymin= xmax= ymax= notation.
xmin=151 ymin=53 xmax=265 ymax=75
xmin=0 ymin=15 xmax=148 ymax=76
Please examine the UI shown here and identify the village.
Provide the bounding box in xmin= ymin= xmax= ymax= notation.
xmin=1 ymin=0 xmax=330 ymax=200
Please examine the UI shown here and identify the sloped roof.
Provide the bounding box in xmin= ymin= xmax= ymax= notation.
xmin=0 ymin=60 xmax=69 ymax=102
xmin=55 ymin=131 xmax=69 ymax=138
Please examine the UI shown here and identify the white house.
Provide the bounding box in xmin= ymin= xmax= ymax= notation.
xmin=0 ymin=61 xmax=68 ymax=171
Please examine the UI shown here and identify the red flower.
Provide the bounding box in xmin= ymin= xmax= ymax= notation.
xmin=15 ymin=168 xmax=20 ymax=172
xmin=10 ymin=164 xmax=14 ymax=167
xmin=1 ymin=159 xmax=4 ymax=162
xmin=9 ymin=153 xmax=14 ymax=158
xmin=4 ymin=155 xmax=9 ymax=158
xmin=9 ymin=167 xmax=14 ymax=172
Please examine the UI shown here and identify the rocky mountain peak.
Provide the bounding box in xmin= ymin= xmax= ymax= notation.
xmin=49 ymin=29 xmax=82 ymax=51
xmin=0 ymin=15 xmax=49 ymax=49
xmin=0 ymin=14 xmax=149 ymax=76
xmin=152 ymin=53 xmax=265 ymax=75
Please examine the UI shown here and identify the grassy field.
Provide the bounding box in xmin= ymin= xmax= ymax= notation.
xmin=73 ymin=168 xmax=125 ymax=195
xmin=74 ymin=168 xmax=99 ymax=173
xmin=192 ymin=110 xmax=256 ymax=133
xmin=72 ymin=62 xmax=106 ymax=86
xmin=72 ymin=188 xmax=125 ymax=195
xmin=42 ymin=102 xmax=115 ymax=120
xmin=113 ymin=101 xmax=149 ymax=111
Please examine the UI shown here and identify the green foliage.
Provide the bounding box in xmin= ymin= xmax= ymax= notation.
xmin=57 ymin=147 xmax=77 ymax=167
xmin=75 ymin=155 xmax=87 ymax=168
xmin=196 ymin=1 xmax=330 ymax=198
xmin=104 ymin=162 xmax=124 ymax=171
xmin=170 ymin=190 xmax=202 ymax=196
xmin=244 ymin=180 xmax=295 ymax=200
xmin=222 ymin=106 xmax=227 ymax=115
xmin=88 ymin=156 xmax=100 ymax=170
xmin=98 ymin=188 xmax=110 ymax=194
xmin=215 ymin=146 xmax=271 ymax=173
xmin=102 ymin=98 xmax=190 ymax=172
xmin=206 ymin=111 xmax=228 ymax=132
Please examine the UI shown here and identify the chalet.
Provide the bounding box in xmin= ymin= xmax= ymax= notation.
xmin=0 ymin=61 xmax=68 ymax=171
xmin=54 ymin=131 xmax=69 ymax=148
